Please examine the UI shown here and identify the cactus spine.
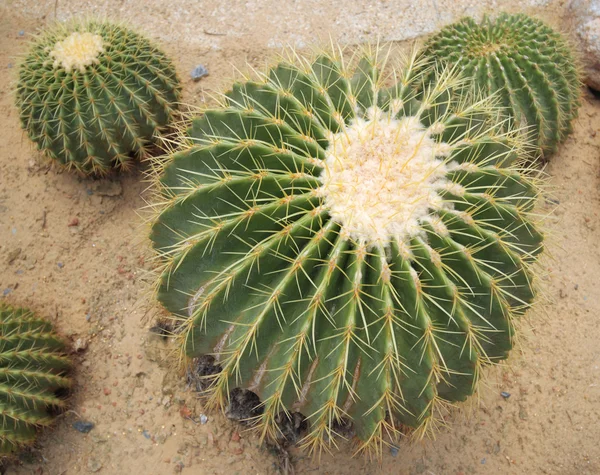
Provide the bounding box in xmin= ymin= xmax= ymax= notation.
xmin=421 ymin=13 xmax=581 ymax=156
xmin=16 ymin=20 xmax=181 ymax=175
xmin=0 ymin=304 xmax=71 ymax=455
xmin=149 ymin=46 xmax=544 ymax=454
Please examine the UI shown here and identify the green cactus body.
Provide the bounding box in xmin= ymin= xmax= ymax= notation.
xmin=0 ymin=304 xmax=71 ymax=455
xmin=422 ymin=13 xmax=581 ymax=156
xmin=150 ymin=48 xmax=543 ymax=453
xmin=16 ymin=20 xmax=181 ymax=175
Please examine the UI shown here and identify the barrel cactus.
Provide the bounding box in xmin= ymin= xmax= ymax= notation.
xmin=0 ymin=304 xmax=71 ymax=455
xmin=421 ymin=13 xmax=581 ymax=156
xmin=149 ymin=47 xmax=544 ymax=454
xmin=16 ymin=19 xmax=181 ymax=175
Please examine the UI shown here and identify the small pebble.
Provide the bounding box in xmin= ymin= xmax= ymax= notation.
xmin=191 ymin=64 xmax=209 ymax=81
xmin=73 ymin=338 xmax=88 ymax=352
xmin=68 ymin=217 xmax=79 ymax=227
xmin=6 ymin=248 xmax=21 ymax=264
xmin=72 ymin=420 xmax=95 ymax=433
xmin=501 ymin=391 xmax=511 ymax=399
xmin=87 ymin=459 xmax=103 ymax=473
xmin=200 ymin=414 xmax=208 ymax=425
xmin=390 ymin=445 xmax=399 ymax=457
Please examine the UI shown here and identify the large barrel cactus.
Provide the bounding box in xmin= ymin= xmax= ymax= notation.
xmin=421 ymin=13 xmax=581 ymax=156
xmin=149 ymin=47 xmax=544 ymax=453
xmin=16 ymin=19 xmax=181 ymax=175
xmin=0 ymin=304 xmax=71 ymax=455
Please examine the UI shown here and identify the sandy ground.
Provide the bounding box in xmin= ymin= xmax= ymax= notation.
xmin=0 ymin=1 xmax=599 ymax=474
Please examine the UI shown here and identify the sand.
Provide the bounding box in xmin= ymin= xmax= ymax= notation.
xmin=0 ymin=1 xmax=599 ymax=473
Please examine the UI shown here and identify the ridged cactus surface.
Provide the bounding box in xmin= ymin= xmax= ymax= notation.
xmin=16 ymin=20 xmax=181 ymax=175
xmin=150 ymin=48 xmax=544 ymax=453
xmin=0 ymin=304 xmax=71 ymax=455
xmin=422 ymin=13 xmax=581 ymax=156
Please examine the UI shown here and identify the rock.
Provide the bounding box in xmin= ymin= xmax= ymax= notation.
xmin=191 ymin=64 xmax=209 ymax=81
xmin=229 ymin=444 xmax=243 ymax=456
xmin=73 ymin=337 xmax=89 ymax=352
xmin=87 ymin=458 xmax=103 ymax=472
xmin=179 ymin=404 xmax=192 ymax=418
xmin=73 ymin=420 xmax=95 ymax=433
xmin=162 ymin=395 xmax=172 ymax=407
xmin=144 ymin=328 xmax=171 ymax=364
xmin=6 ymin=248 xmax=21 ymax=264
xmin=162 ymin=370 xmax=180 ymax=396
xmin=24 ymin=256 xmax=37 ymax=270
xmin=569 ymin=0 xmax=600 ymax=90
xmin=519 ymin=404 xmax=529 ymax=420
xmin=91 ymin=180 xmax=123 ymax=197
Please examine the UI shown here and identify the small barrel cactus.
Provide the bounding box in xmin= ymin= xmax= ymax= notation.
xmin=149 ymin=47 xmax=544 ymax=454
xmin=421 ymin=13 xmax=581 ymax=156
xmin=0 ymin=304 xmax=71 ymax=455
xmin=16 ymin=19 xmax=181 ymax=175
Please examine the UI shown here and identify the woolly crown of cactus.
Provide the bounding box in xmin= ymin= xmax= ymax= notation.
xmin=16 ymin=19 xmax=181 ymax=175
xmin=0 ymin=304 xmax=71 ymax=455
xmin=421 ymin=13 xmax=581 ymax=157
xmin=149 ymin=46 xmax=544 ymax=455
